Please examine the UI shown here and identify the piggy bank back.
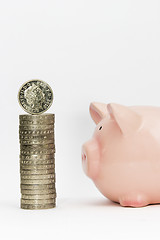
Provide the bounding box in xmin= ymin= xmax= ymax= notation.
xmin=82 ymin=102 xmax=160 ymax=207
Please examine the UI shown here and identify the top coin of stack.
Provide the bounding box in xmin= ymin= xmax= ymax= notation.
xmin=18 ymin=80 xmax=56 ymax=210
xmin=18 ymin=79 xmax=53 ymax=115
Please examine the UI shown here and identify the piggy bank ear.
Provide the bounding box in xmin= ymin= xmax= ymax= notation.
xmin=107 ymin=103 xmax=142 ymax=135
xmin=90 ymin=102 xmax=108 ymax=124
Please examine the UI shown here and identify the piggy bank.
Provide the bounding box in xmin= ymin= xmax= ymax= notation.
xmin=82 ymin=102 xmax=160 ymax=207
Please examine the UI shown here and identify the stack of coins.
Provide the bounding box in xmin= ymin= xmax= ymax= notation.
xmin=18 ymin=79 xmax=56 ymax=210
xmin=19 ymin=114 xmax=56 ymax=209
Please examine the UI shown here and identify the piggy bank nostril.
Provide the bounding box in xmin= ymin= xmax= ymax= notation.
xmin=82 ymin=153 xmax=86 ymax=161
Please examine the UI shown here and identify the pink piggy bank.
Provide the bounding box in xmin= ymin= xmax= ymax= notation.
xmin=82 ymin=102 xmax=160 ymax=207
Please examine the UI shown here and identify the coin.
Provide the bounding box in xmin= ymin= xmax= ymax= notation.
xmin=20 ymin=139 xmax=54 ymax=145
xmin=20 ymin=164 xmax=55 ymax=170
xmin=21 ymin=193 xmax=56 ymax=200
xmin=20 ymin=148 xmax=55 ymax=155
xmin=19 ymin=129 xmax=54 ymax=136
xmin=21 ymin=178 xmax=55 ymax=184
xmin=21 ymin=198 xmax=55 ymax=204
xmin=20 ymin=143 xmax=55 ymax=149
xmin=20 ymin=119 xmax=54 ymax=125
xmin=19 ymin=133 xmax=54 ymax=140
xmin=18 ymin=80 xmax=53 ymax=115
xmin=20 ymin=159 xmax=55 ymax=166
xmin=19 ymin=124 xmax=54 ymax=131
xmin=20 ymin=168 xmax=55 ymax=175
xmin=19 ymin=114 xmax=55 ymax=120
xmin=21 ymin=188 xmax=56 ymax=195
xmin=21 ymin=184 xmax=55 ymax=190
xmin=20 ymin=154 xmax=55 ymax=161
xmin=21 ymin=203 xmax=56 ymax=210
xmin=21 ymin=174 xmax=55 ymax=180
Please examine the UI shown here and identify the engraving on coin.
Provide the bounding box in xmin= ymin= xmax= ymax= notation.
xmin=18 ymin=80 xmax=53 ymax=115
xmin=21 ymin=203 xmax=56 ymax=210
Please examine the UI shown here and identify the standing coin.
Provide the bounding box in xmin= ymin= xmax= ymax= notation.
xmin=18 ymin=80 xmax=53 ymax=115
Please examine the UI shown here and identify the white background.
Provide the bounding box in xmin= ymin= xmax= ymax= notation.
xmin=0 ymin=0 xmax=160 ymax=239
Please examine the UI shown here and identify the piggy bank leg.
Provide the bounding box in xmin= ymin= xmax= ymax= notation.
xmin=119 ymin=193 xmax=149 ymax=207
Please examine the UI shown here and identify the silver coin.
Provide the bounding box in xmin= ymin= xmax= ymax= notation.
xmin=21 ymin=174 xmax=55 ymax=180
xmin=20 ymin=143 xmax=55 ymax=149
xmin=18 ymin=80 xmax=53 ymax=115
xmin=20 ymin=168 xmax=55 ymax=175
xmin=20 ymin=148 xmax=55 ymax=155
xmin=20 ymin=164 xmax=55 ymax=170
xmin=21 ymin=184 xmax=55 ymax=190
xmin=19 ymin=124 xmax=54 ymax=131
xmin=20 ymin=119 xmax=54 ymax=125
xmin=20 ymin=154 xmax=55 ymax=161
xmin=19 ymin=130 xmax=54 ymax=136
xmin=21 ymin=178 xmax=55 ymax=184
xmin=19 ymin=133 xmax=54 ymax=140
xmin=21 ymin=203 xmax=56 ymax=210
xmin=21 ymin=188 xmax=56 ymax=195
xmin=20 ymin=139 xmax=54 ymax=145
xmin=21 ymin=198 xmax=55 ymax=205
xmin=19 ymin=114 xmax=55 ymax=120
xmin=21 ymin=193 xmax=56 ymax=200
xmin=20 ymin=159 xmax=55 ymax=166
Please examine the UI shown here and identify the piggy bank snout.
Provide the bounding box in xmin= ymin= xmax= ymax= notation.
xmin=82 ymin=140 xmax=100 ymax=179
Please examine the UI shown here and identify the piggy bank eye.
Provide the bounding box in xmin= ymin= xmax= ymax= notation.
xmin=99 ymin=126 xmax=102 ymax=130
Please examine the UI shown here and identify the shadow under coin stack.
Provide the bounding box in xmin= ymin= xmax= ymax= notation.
xmin=18 ymin=80 xmax=56 ymax=210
